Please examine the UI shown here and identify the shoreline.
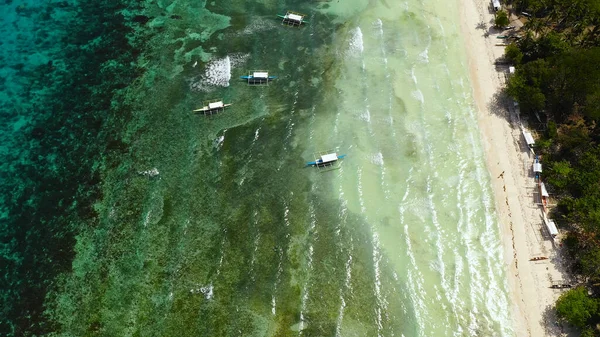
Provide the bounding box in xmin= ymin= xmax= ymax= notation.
xmin=457 ymin=1 xmax=569 ymax=336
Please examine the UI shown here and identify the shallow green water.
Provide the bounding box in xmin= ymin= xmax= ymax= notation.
xmin=46 ymin=0 xmax=514 ymax=336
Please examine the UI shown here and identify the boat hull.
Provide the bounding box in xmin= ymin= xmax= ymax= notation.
xmin=193 ymin=103 xmax=232 ymax=113
xmin=277 ymin=14 xmax=309 ymax=23
xmin=306 ymin=154 xmax=346 ymax=167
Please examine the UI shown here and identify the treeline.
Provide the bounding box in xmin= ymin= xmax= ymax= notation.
xmin=503 ymin=0 xmax=600 ymax=334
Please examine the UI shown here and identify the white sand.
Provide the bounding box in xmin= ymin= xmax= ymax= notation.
xmin=458 ymin=1 xmax=572 ymax=336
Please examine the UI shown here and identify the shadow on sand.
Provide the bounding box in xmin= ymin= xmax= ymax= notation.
xmin=486 ymin=90 xmax=515 ymax=124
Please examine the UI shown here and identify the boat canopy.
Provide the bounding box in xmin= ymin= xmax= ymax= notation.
xmin=540 ymin=182 xmax=549 ymax=197
xmin=209 ymin=101 xmax=224 ymax=109
xmin=321 ymin=153 xmax=338 ymax=163
xmin=253 ymin=72 xmax=268 ymax=78
xmin=523 ymin=130 xmax=535 ymax=147
xmin=533 ymin=162 xmax=542 ymax=173
xmin=287 ymin=13 xmax=303 ymax=21
xmin=544 ymin=217 xmax=559 ymax=236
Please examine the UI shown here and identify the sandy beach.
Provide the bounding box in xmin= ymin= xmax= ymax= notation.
xmin=458 ymin=1 xmax=572 ymax=336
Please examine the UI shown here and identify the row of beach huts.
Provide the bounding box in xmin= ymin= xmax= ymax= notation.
xmin=522 ymin=123 xmax=559 ymax=242
xmin=503 ymin=51 xmax=559 ymax=243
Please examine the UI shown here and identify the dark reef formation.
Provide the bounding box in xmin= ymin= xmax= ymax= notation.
xmin=0 ymin=0 xmax=149 ymax=335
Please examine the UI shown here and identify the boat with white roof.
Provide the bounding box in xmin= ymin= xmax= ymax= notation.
xmin=193 ymin=100 xmax=232 ymax=115
xmin=306 ymin=150 xmax=346 ymax=170
xmin=277 ymin=11 xmax=308 ymax=26
xmin=241 ymin=71 xmax=277 ymax=85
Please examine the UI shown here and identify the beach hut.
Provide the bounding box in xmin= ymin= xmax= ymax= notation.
xmin=543 ymin=215 xmax=559 ymax=238
xmin=522 ymin=130 xmax=535 ymax=148
xmin=540 ymin=182 xmax=549 ymax=198
xmin=533 ymin=157 xmax=542 ymax=173
xmin=492 ymin=0 xmax=501 ymax=11
xmin=539 ymin=181 xmax=550 ymax=211
xmin=533 ymin=156 xmax=542 ymax=181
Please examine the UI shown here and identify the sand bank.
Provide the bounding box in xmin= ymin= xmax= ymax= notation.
xmin=458 ymin=1 xmax=571 ymax=336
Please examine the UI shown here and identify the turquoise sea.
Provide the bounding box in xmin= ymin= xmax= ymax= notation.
xmin=1 ymin=0 xmax=514 ymax=336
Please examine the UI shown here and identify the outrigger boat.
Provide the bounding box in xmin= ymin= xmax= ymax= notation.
xmin=550 ymin=282 xmax=572 ymax=289
xmin=529 ymin=256 xmax=548 ymax=261
xmin=306 ymin=152 xmax=346 ymax=168
xmin=241 ymin=71 xmax=276 ymax=85
xmin=278 ymin=11 xmax=308 ymax=26
xmin=193 ymin=100 xmax=232 ymax=115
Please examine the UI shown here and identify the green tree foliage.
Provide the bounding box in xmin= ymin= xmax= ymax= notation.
xmin=505 ymin=43 xmax=524 ymax=64
xmin=506 ymin=48 xmax=600 ymax=120
xmin=502 ymin=1 xmax=600 ymax=334
xmin=556 ymin=287 xmax=599 ymax=328
xmin=505 ymin=59 xmax=549 ymax=112
xmin=495 ymin=10 xmax=510 ymax=28
xmin=581 ymin=328 xmax=597 ymax=337
xmin=546 ymin=160 xmax=571 ymax=189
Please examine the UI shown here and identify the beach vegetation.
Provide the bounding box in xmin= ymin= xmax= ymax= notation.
xmin=556 ymin=287 xmax=599 ymax=328
xmin=503 ymin=0 xmax=600 ymax=333
xmin=505 ymin=43 xmax=523 ymax=64
xmin=495 ymin=10 xmax=510 ymax=28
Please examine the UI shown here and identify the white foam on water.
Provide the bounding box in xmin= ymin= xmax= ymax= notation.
xmin=411 ymin=90 xmax=424 ymax=104
xmin=278 ymin=101 xmax=297 ymax=171
xmin=455 ymin=110 xmax=513 ymax=332
xmin=215 ymin=235 xmax=226 ymax=277
xmin=190 ymin=55 xmax=231 ymax=92
xmin=418 ymin=48 xmax=429 ymax=63
xmin=333 ymin=108 xmax=340 ymax=137
xmin=143 ymin=210 xmax=152 ymax=228
xmin=370 ymin=152 xmax=384 ymax=166
xmin=272 ymin=249 xmax=283 ymax=316
xmin=360 ymin=108 xmax=371 ymax=123
xmin=201 ymin=284 xmax=214 ymax=300
xmin=284 ymin=203 xmax=290 ymax=228
xmin=372 ymin=232 xmax=385 ymax=335
xmin=249 ymin=211 xmax=260 ymax=283
xmin=373 ymin=17 xmax=399 ymax=147
xmin=357 ymin=166 xmax=385 ymax=335
xmin=357 ymin=168 xmax=366 ymax=214
xmin=253 ymin=128 xmax=260 ymax=142
xmin=299 ymin=201 xmax=318 ymax=335
xmin=335 ymin=242 xmax=353 ymax=337
xmin=335 ymin=296 xmax=347 ymax=337
xmin=227 ymin=52 xmax=251 ymax=68
xmin=397 ymin=170 xmax=428 ymax=333
xmin=348 ymin=27 xmax=364 ymax=56
xmin=411 ymin=67 xmax=418 ymax=84
xmin=215 ymin=135 xmax=225 ymax=149
xmin=402 ymin=222 xmax=428 ymax=333
xmin=309 ymin=106 xmax=318 ymax=140
xmin=241 ymin=18 xmax=277 ymax=35
xmin=468 ymin=134 xmax=513 ymax=333
xmin=368 ymin=151 xmax=390 ymax=200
